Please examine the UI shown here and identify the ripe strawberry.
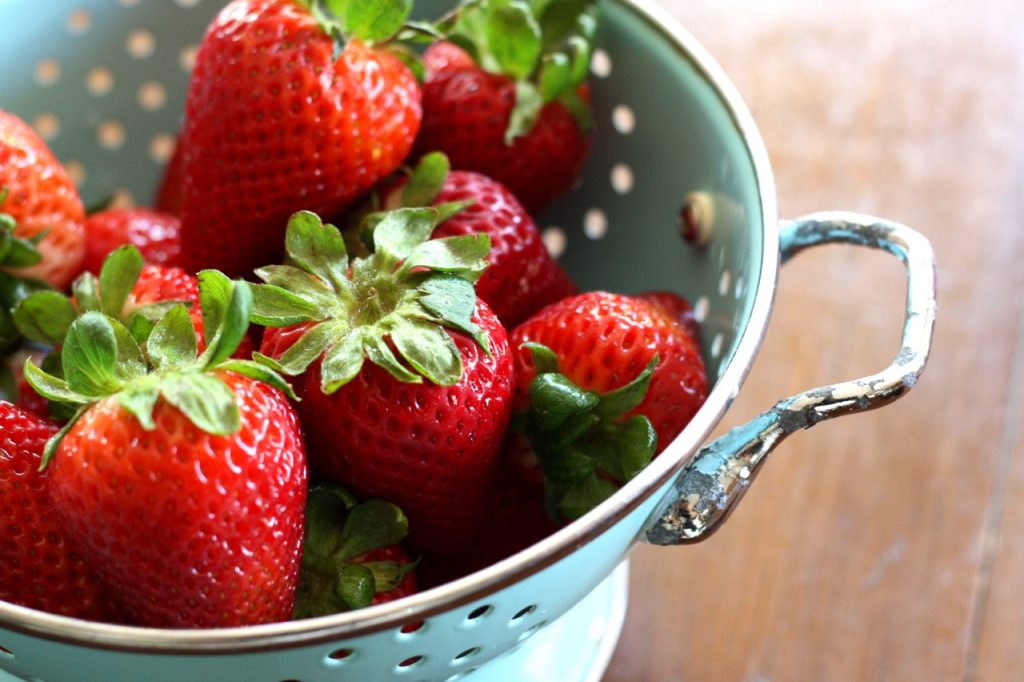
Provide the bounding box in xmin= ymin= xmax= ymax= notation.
xmin=509 ymin=291 xmax=708 ymax=520
xmin=179 ymin=0 xmax=422 ymax=276
xmin=23 ymin=273 xmax=306 ymax=627
xmin=0 ymin=110 xmax=85 ymax=289
xmin=294 ymin=482 xmax=416 ymax=618
xmin=251 ymin=209 xmax=514 ymax=554
xmin=0 ymin=401 xmax=123 ymax=621
xmin=82 ymin=207 xmax=182 ymax=275
xmin=414 ymin=1 xmax=597 ymax=213
xmin=379 ymin=153 xmax=577 ymax=328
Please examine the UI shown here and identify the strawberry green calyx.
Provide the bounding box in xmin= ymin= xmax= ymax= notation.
xmin=441 ymin=0 xmax=598 ymax=141
xmin=24 ymin=271 xmax=294 ymax=468
xmin=251 ymin=209 xmax=490 ymax=392
xmin=0 ymin=187 xmax=52 ymax=354
xmin=345 ymin=152 xmax=470 ymax=256
xmin=298 ymin=0 xmax=414 ymax=47
xmin=14 ymin=245 xmax=184 ymax=349
xmin=294 ymin=482 xmax=412 ymax=617
xmin=517 ymin=342 xmax=659 ymax=521
xmin=398 ymin=151 xmax=452 ymax=209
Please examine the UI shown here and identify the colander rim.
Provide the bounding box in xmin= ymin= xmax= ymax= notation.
xmin=0 ymin=0 xmax=780 ymax=653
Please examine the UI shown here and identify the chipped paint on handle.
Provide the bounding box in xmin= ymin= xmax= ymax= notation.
xmin=645 ymin=212 xmax=937 ymax=545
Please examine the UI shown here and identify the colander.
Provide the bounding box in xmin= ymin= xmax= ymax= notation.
xmin=0 ymin=0 xmax=937 ymax=680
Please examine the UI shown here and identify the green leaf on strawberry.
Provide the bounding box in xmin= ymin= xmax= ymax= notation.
xmin=440 ymin=0 xmax=598 ymax=140
xmin=0 ymin=187 xmax=54 ymax=353
xmin=294 ymin=482 xmax=413 ymax=617
xmin=24 ymin=272 xmax=294 ymax=468
xmin=251 ymin=209 xmax=490 ymax=391
xmin=300 ymin=0 xmax=414 ymax=46
xmin=401 ymin=151 xmax=451 ymax=208
xmin=517 ymin=342 xmax=659 ymax=521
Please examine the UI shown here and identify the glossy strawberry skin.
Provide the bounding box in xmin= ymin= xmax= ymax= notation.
xmin=391 ymin=171 xmax=576 ymax=329
xmin=0 ymin=401 xmax=122 ymax=621
xmin=83 ymin=208 xmax=182 ymax=275
xmin=49 ymin=372 xmax=307 ymax=628
xmin=179 ymin=0 xmax=421 ymax=276
xmin=510 ymin=292 xmax=708 ymax=453
xmin=0 ymin=110 xmax=86 ymax=289
xmin=300 ymin=301 xmax=514 ymax=555
xmin=415 ymin=43 xmax=591 ymax=214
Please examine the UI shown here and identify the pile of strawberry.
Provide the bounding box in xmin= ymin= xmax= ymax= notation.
xmin=0 ymin=0 xmax=707 ymax=628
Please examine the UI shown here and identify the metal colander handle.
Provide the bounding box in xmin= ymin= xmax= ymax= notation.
xmin=645 ymin=212 xmax=937 ymax=545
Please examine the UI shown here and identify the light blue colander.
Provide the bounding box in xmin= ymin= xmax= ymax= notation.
xmin=0 ymin=1 xmax=936 ymax=681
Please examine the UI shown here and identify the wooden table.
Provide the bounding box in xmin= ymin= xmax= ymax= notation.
xmin=605 ymin=2 xmax=1023 ymax=680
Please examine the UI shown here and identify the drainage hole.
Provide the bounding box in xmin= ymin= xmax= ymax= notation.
xmin=510 ymin=604 xmax=537 ymax=623
xmin=396 ymin=654 xmax=425 ymax=671
xmin=465 ymin=605 xmax=492 ymax=622
xmin=326 ymin=647 xmax=354 ymax=661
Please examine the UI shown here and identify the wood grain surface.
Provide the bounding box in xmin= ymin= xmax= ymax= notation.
xmin=604 ymin=2 xmax=1024 ymax=681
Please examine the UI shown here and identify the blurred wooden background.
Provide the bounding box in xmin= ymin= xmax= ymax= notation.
xmin=605 ymin=1 xmax=1024 ymax=680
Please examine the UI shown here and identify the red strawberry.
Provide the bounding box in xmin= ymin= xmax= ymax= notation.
xmin=0 ymin=110 xmax=85 ymax=289
xmin=294 ymin=482 xmax=416 ymax=618
xmin=82 ymin=207 xmax=182 ymax=275
xmin=0 ymin=401 xmax=123 ymax=621
xmin=179 ymin=0 xmax=422 ymax=276
xmin=380 ymin=153 xmax=577 ymax=328
xmin=250 ymin=209 xmax=514 ymax=554
xmin=154 ymin=137 xmax=185 ymax=216
xmin=415 ymin=2 xmax=597 ymax=213
xmin=509 ymin=291 xmax=708 ymax=519
xmin=24 ymin=273 xmax=307 ymax=627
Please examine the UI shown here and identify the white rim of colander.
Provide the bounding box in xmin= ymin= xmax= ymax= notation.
xmin=0 ymin=0 xmax=780 ymax=653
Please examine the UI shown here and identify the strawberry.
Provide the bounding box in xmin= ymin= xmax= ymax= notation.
xmin=251 ymin=209 xmax=514 ymax=554
xmin=414 ymin=1 xmax=597 ymax=213
xmin=0 ymin=110 xmax=85 ymax=289
xmin=0 ymin=401 xmax=123 ymax=621
xmin=377 ymin=153 xmax=577 ymax=328
xmin=178 ymin=0 xmax=422 ymax=276
xmin=509 ymin=291 xmax=708 ymax=520
xmin=23 ymin=273 xmax=306 ymax=627
xmin=82 ymin=207 xmax=182 ymax=275
xmin=294 ymin=482 xmax=416 ymax=618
